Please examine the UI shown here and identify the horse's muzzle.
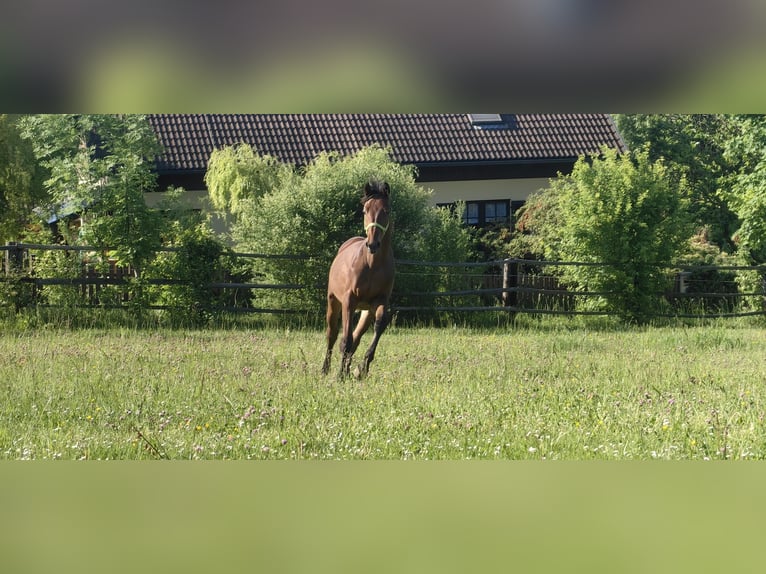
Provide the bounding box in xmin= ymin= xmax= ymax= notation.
xmin=366 ymin=241 xmax=380 ymax=254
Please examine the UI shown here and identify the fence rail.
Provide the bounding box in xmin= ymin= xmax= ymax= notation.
xmin=3 ymin=242 xmax=766 ymax=319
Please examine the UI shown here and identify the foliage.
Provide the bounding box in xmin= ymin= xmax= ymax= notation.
xmin=512 ymin=147 xmax=691 ymax=322
xmin=205 ymin=144 xmax=295 ymax=217
xmin=468 ymin=221 xmax=514 ymax=262
xmin=215 ymin=144 xmax=471 ymax=310
xmin=733 ymin=268 xmax=765 ymax=314
xmin=675 ymin=228 xmax=741 ymax=313
xmin=0 ymin=115 xmax=49 ymax=243
xmin=614 ymin=114 xmax=739 ymax=250
xmin=613 ymin=114 xmax=766 ymax=314
xmin=0 ymin=225 xmax=84 ymax=311
xmin=717 ymin=115 xmax=766 ymax=313
xmin=26 ymin=226 xmax=87 ymax=309
xmin=418 ymin=201 xmax=472 ymax=263
xmin=147 ymin=221 xmax=237 ymax=325
xmin=18 ymin=114 xmax=164 ymax=273
xmin=0 ymin=252 xmax=36 ymax=312
xmin=721 ymin=115 xmax=766 ymax=264
xmin=507 ymin=186 xmax=562 ymax=260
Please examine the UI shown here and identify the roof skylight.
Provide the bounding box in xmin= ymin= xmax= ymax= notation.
xmin=467 ymin=114 xmax=512 ymax=130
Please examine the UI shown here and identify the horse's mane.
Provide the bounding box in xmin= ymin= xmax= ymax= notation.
xmin=361 ymin=180 xmax=390 ymax=204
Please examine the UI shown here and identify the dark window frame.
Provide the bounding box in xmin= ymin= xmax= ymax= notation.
xmin=465 ymin=200 xmax=510 ymax=227
xmin=438 ymin=199 xmax=525 ymax=227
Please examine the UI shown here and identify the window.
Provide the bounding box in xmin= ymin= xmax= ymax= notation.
xmin=438 ymin=199 xmax=525 ymax=228
xmin=462 ymin=200 xmax=511 ymax=227
xmin=467 ymin=114 xmax=516 ymax=130
xmin=465 ymin=202 xmax=480 ymax=225
xmin=485 ymin=201 xmax=508 ymax=224
xmin=468 ymin=113 xmax=503 ymax=125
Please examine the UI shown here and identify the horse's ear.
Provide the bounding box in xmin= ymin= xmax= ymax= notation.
xmin=362 ymin=180 xmax=390 ymax=201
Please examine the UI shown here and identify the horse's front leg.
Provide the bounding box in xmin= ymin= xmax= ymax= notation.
xmin=339 ymin=301 xmax=357 ymax=377
xmin=358 ymin=304 xmax=389 ymax=377
xmin=350 ymin=310 xmax=374 ymax=356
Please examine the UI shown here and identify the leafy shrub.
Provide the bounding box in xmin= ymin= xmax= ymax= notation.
xmin=148 ymin=222 xmax=238 ymax=325
xmin=509 ymin=147 xmax=691 ymax=323
xmin=674 ymin=228 xmax=740 ymax=313
xmin=209 ymin=144 xmax=471 ymax=312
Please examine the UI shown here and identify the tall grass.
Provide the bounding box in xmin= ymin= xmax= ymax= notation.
xmin=2 ymin=319 xmax=765 ymax=459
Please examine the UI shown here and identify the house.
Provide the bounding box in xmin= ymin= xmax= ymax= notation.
xmin=146 ymin=114 xmax=625 ymax=228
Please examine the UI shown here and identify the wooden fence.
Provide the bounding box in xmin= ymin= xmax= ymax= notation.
xmin=3 ymin=242 xmax=766 ymax=319
xmin=393 ymin=258 xmax=766 ymax=318
xmin=0 ymin=242 xmax=313 ymax=315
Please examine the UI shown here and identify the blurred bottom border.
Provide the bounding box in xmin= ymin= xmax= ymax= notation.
xmin=2 ymin=461 xmax=764 ymax=574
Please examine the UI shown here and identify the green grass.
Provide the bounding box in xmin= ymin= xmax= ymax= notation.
xmin=2 ymin=320 xmax=766 ymax=459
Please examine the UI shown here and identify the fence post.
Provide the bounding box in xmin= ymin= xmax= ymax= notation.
xmin=678 ymin=271 xmax=691 ymax=294
xmin=762 ymin=273 xmax=766 ymax=312
xmin=4 ymin=242 xmax=24 ymax=275
xmin=4 ymin=242 xmax=29 ymax=311
xmin=502 ymin=259 xmax=517 ymax=308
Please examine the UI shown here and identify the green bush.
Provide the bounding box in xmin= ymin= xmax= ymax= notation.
xmin=674 ymin=228 xmax=740 ymax=314
xmin=5 ymin=227 xmax=86 ymax=310
xmin=0 ymin=266 xmax=35 ymax=311
xmin=209 ymin=144 xmax=471 ymax=312
xmin=511 ymin=147 xmax=692 ymax=323
xmin=146 ymin=222 xmax=243 ymax=325
xmin=734 ymin=264 xmax=766 ymax=314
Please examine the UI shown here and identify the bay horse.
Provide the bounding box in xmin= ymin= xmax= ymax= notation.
xmin=322 ymin=181 xmax=395 ymax=378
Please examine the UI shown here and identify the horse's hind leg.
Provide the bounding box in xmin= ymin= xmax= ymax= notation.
xmin=322 ymin=297 xmax=341 ymax=375
xmin=359 ymin=304 xmax=389 ymax=377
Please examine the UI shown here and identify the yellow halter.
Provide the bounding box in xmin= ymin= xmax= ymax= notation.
xmin=364 ymin=221 xmax=389 ymax=235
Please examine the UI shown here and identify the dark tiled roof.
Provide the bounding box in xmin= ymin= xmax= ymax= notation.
xmin=147 ymin=114 xmax=625 ymax=173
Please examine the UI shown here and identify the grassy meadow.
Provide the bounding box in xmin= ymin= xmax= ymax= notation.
xmin=2 ymin=318 xmax=766 ymax=460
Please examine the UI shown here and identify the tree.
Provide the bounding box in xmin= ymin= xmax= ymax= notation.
xmin=720 ymin=115 xmax=766 ymax=263
xmin=205 ymin=144 xmax=471 ymax=310
xmin=0 ymin=115 xmax=48 ymax=243
xmin=205 ymin=144 xmax=295 ymax=219
xmin=614 ymin=114 xmax=739 ymax=251
xmin=19 ymin=114 xmax=164 ymax=273
xmin=515 ymin=147 xmax=691 ymax=322
xmin=715 ymin=114 xmax=766 ymax=308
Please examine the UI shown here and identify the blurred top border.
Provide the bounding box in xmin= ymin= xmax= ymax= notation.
xmin=2 ymin=0 xmax=764 ymax=112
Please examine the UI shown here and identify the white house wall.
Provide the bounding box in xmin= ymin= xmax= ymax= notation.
xmin=144 ymin=189 xmax=209 ymax=210
xmin=422 ymin=177 xmax=551 ymax=205
xmin=144 ymin=189 xmax=228 ymax=236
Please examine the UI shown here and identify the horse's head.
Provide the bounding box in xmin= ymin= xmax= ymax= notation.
xmin=361 ymin=181 xmax=391 ymax=254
